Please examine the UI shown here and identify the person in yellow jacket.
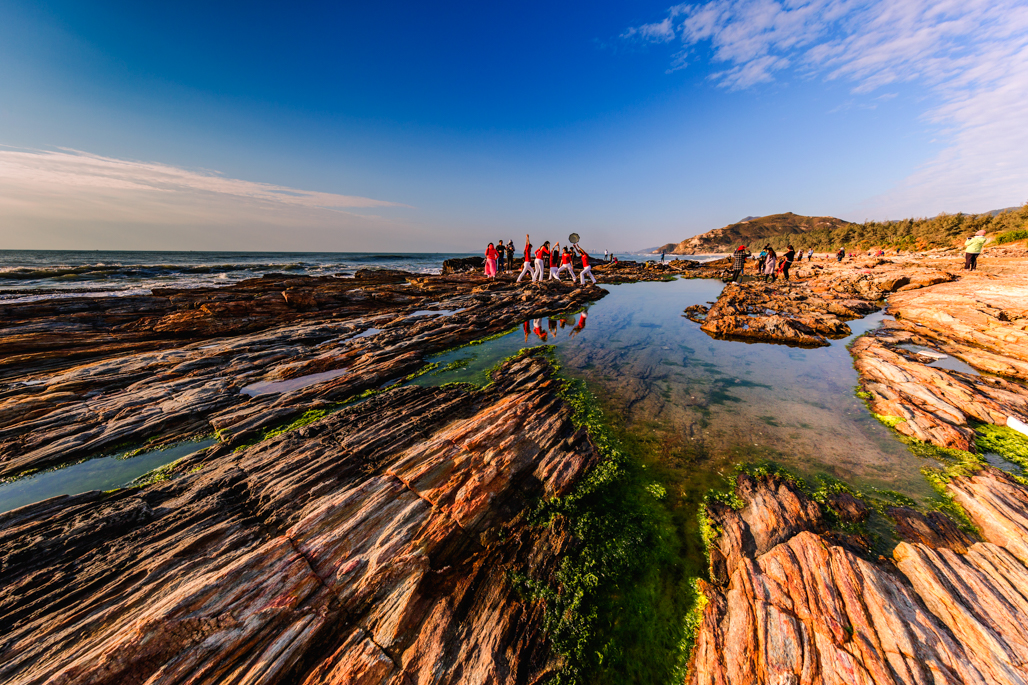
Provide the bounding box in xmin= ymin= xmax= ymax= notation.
xmin=964 ymin=229 xmax=987 ymax=270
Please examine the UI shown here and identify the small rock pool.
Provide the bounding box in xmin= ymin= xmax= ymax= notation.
xmin=0 ymin=438 xmax=216 ymax=514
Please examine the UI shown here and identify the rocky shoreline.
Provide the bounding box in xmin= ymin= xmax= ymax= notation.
xmin=4 ymin=248 xmax=1028 ymax=683
xmin=0 ymin=267 xmax=616 ymax=684
xmin=685 ymin=248 xmax=1028 ymax=684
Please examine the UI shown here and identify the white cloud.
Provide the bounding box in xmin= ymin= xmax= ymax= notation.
xmin=624 ymin=0 xmax=1028 ymax=216
xmin=0 ymin=148 xmax=419 ymax=250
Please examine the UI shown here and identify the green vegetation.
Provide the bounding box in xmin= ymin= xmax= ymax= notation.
xmin=516 ymin=372 xmax=715 ymax=685
xmin=662 ymin=204 xmax=1028 ymax=254
xmin=994 ymin=228 xmax=1028 ymax=245
xmin=873 ymin=413 xmax=907 ymax=428
xmin=132 ymin=460 xmax=183 ymax=487
xmin=759 ymin=204 xmax=1028 ymax=252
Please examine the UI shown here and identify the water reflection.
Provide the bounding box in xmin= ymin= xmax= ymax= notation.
xmin=420 ymin=278 xmax=934 ymax=498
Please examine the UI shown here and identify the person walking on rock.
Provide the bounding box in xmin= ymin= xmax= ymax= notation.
xmin=757 ymin=246 xmax=768 ymax=273
xmin=516 ymin=235 xmax=535 ymax=282
xmin=964 ymin=230 xmax=987 ymax=270
xmin=533 ymin=241 xmax=551 ymax=282
xmin=576 ymin=244 xmax=596 ymax=284
xmin=484 ymin=242 xmax=498 ymax=279
xmin=763 ymin=247 xmax=778 ymax=282
xmin=836 ymin=247 xmax=845 ymax=262
xmin=807 ymin=248 xmax=814 ymax=261
xmin=731 ymin=245 xmax=751 ymax=283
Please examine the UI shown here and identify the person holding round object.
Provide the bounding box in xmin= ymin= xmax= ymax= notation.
xmin=575 ymin=243 xmax=596 ymax=284
xmin=517 ymin=234 xmax=535 ymax=282
xmin=484 ymin=242 xmax=498 ymax=278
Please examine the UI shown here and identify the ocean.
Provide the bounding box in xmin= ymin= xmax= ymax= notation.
xmin=0 ymin=250 xmax=716 ymax=303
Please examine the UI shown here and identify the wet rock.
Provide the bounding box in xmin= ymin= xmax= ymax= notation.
xmin=0 ymin=353 xmax=595 ymax=685
xmin=440 ymin=256 xmax=485 ymax=274
xmin=852 ymin=329 xmax=1028 ymax=452
xmin=0 ymin=274 xmax=604 ymax=478
xmin=826 ymin=490 xmax=870 ymax=524
xmin=887 ymin=506 xmax=976 ymax=553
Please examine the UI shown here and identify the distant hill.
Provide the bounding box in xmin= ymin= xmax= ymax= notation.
xmin=652 ymin=205 xmax=1028 ymax=254
xmin=653 ymin=213 xmax=853 ymax=254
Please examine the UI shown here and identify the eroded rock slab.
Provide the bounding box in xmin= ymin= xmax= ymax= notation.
xmin=0 ymin=273 xmax=604 ymax=478
xmin=0 ymin=353 xmax=596 ymax=685
xmin=689 ymin=468 xmax=1028 ymax=685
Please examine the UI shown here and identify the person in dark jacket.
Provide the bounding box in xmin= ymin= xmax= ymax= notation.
xmin=506 ymin=240 xmax=515 ymax=270
xmin=781 ymin=245 xmax=796 ymax=281
xmin=731 ymin=245 xmax=751 ymax=283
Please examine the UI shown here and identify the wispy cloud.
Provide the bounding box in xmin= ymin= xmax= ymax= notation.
xmin=0 ymin=148 xmax=414 ymax=250
xmin=624 ymin=0 xmax=1028 ymax=215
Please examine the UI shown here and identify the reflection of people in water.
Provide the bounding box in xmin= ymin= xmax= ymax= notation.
xmin=569 ymin=311 xmax=588 ymax=337
xmin=523 ymin=319 xmax=530 ymax=342
xmin=532 ymin=318 xmax=548 ymax=341
xmin=548 ymin=317 xmax=557 ymax=334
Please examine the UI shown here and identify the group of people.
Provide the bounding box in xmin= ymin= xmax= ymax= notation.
xmin=484 ymin=235 xmax=597 ymax=285
xmin=730 ymin=244 xmax=802 ymax=283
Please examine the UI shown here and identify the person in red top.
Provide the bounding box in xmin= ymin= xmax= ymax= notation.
xmin=548 ymin=241 xmax=561 ymax=279
xmin=484 ymin=242 xmax=498 ymax=278
xmin=516 ymin=234 xmax=535 ymax=282
xmin=556 ymin=247 xmax=576 ymax=281
xmin=575 ymin=243 xmax=596 ymax=284
xmin=533 ymin=241 xmax=550 ymax=282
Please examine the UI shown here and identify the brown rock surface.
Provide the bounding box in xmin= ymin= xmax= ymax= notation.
xmin=0 ymin=352 xmax=596 ymax=685
xmin=0 ymin=273 xmax=604 ymax=477
xmin=689 ymin=468 xmax=1028 ymax=685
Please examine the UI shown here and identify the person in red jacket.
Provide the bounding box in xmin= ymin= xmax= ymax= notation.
xmin=516 ymin=234 xmax=535 ymax=282
xmin=533 ymin=241 xmax=550 ymax=282
xmin=484 ymin=242 xmax=498 ymax=278
xmin=575 ymin=243 xmax=596 ymax=284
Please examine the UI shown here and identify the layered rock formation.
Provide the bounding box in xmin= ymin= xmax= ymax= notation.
xmin=0 ymin=272 xmax=603 ymax=478
xmin=689 ymin=467 xmax=1028 ymax=685
xmin=680 ymin=257 xmax=951 ymax=346
xmin=851 ymin=272 xmax=1028 ymax=451
xmin=0 ymin=351 xmax=598 ymax=685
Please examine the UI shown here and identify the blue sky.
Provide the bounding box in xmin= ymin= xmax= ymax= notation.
xmin=1 ymin=0 xmax=1025 ymax=251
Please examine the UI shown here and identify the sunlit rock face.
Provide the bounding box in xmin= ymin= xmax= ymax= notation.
xmin=0 ymin=353 xmax=598 ymax=685
xmin=689 ymin=468 xmax=1028 ymax=685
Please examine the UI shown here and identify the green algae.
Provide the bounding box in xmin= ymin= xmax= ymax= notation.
xmin=513 ymin=367 xmax=715 ymax=685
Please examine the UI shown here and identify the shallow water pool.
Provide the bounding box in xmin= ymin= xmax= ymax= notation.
xmin=421 ymin=277 xmax=935 ymax=498
xmin=0 ymin=438 xmax=216 ymax=514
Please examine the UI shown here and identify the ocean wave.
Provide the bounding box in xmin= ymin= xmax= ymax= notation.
xmin=0 ymin=262 xmax=316 ymax=280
